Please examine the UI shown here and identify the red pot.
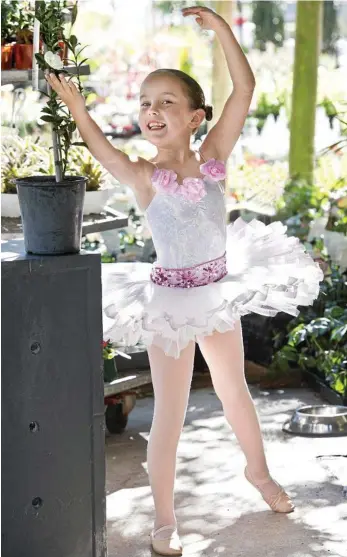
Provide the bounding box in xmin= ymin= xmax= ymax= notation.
xmin=14 ymin=43 xmax=33 ymax=70
xmin=14 ymin=41 xmax=43 ymax=70
xmin=1 ymin=43 xmax=14 ymax=70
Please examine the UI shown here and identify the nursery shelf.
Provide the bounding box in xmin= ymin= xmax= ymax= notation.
xmin=1 ymin=64 xmax=90 ymax=86
xmin=1 ymin=207 xmax=128 ymax=236
xmin=82 ymin=206 xmax=128 ymax=234
xmin=104 ymin=370 xmax=152 ymax=397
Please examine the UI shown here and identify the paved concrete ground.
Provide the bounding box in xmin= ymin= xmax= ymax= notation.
xmin=105 ymin=386 xmax=347 ymax=557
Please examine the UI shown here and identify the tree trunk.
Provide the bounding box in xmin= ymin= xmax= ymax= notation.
xmin=289 ymin=0 xmax=323 ymax=183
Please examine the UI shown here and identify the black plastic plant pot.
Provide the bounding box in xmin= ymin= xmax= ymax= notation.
xmin=103 ymin=357 xmax=118 ymax=383
xmin=15 ymin=175 xmax=86 ymax=255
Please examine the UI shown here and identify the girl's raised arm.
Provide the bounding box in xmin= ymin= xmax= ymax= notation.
xmin=45 ymin=72 xmax=152 ymax=189
xmin=183 ymin=6 xmax=255 ymax=161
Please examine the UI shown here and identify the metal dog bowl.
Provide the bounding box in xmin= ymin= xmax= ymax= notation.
xmin=283 ymin=405 xmax=347 ymax=437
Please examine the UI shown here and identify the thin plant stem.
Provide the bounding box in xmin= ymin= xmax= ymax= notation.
xmin=46 ymin=78 xmax=63 ymax=182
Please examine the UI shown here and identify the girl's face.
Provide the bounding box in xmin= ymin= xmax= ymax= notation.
xmin=138 ymin=75 xmax=203 ymax=147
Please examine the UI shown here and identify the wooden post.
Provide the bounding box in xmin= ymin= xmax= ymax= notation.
xmin=289 ymin=0 xmax=323 ymax=182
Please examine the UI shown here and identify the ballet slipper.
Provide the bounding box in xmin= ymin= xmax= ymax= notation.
xmin=150 ymin=524 xmax=183 ymax=556
xmin=244 ymin=466 xmax=295 ymax=513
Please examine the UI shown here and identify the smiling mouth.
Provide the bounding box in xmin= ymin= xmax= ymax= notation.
xmin=147 ymin=122 xmax=166 ymax=131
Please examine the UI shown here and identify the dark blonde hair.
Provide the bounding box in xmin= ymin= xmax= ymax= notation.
xmin=147 ymin=68 xmax=213 ymax=122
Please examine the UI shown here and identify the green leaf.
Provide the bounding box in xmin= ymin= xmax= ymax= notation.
xmin=72 ymin=142 xmax=88 ymax=148
xmin=324 ymin=306 xmax=345 ymax=319
xmin=298 ymin=354 xmax=316 ymax=369
xmin=40 ymin=115 xmax=56 ymax=123
xmin=35 ymin=53 xmax=45 ymax=64
xmin=280 ymin=345 xmax=298 ymax=361
xmin=71 ymin=3 xmax=78 ymax=26
xmin=68 ymin=122 xmax=77 ymax=132
xmin=41 ymin=107 xmax=52 ymax=115
xmin=331 ymin=375 xmax=347 ymax=395
xmin=78 ymin=58 xmax=89 ymax=67
xmin=306 ymin=318 xmax=332 ymax=337
xmin=331 ymin=325 xmax=347 ymax=342
xmin=288 ymin=324 xmax=307 ymax=346
xmin=70 ymin=35 xmax=78 ymax=49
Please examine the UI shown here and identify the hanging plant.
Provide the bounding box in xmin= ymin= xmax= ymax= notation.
xmin=319 ymin=96 xmax=338 ymax=128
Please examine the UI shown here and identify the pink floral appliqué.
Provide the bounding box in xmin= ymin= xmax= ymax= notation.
xmin=152 ymin=169 xmax=206 ymax=203
xmin=180 ymin=178 xmax=206 ymax=202
xmin=200 ymin=158 xmax=226 ymax=181
xmin=152 ymin=169 xmax=179 ymax=195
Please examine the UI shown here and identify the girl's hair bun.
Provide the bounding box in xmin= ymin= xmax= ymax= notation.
xmin=204 ymin=104 xmax=213 ymax=121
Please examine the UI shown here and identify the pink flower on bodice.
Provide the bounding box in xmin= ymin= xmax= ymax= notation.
xmin=152 ymin=169 xmax=206 ymax=202
xmin=180 ymin=178 xmax=207 ymax=202
xmin=152 ymin=169 xmax=179 ymax=194
xmin=200 ymin=158 xmax=226 ymax=181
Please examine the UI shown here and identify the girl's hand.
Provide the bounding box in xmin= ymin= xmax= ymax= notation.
xmin=182 ymin=5 xmax=227 ymax=31
xmin=45 ymin=72 xmax=86 ymax=115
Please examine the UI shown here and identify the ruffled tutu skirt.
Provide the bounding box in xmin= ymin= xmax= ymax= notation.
xmin=102 ymin=218 xmax=323 ymax=359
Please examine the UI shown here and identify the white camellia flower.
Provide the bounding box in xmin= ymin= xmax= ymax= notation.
xmin=44 ymin=51 xmax=64 ymax=70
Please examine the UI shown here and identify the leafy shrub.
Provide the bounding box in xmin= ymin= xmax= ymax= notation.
xmin=271 ymin=261 xmax=347 ymax=397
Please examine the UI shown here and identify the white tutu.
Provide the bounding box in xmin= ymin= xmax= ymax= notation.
xmin=102 ymin=218 xmax=323 ymax=359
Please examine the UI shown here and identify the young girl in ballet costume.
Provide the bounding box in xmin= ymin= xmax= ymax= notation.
xmin=46 ymin=6 xmax=322 ymax=555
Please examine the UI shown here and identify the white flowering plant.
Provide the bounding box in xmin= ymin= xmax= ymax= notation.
xmin=33 ymin=0 xmax=88 ymax=181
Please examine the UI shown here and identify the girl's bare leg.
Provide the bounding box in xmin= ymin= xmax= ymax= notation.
xmin=147 ymin=341 xmax=195 ymax=531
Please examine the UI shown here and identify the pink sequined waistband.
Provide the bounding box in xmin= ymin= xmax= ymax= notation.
xmin=150 ymin=253 xmax=227 ymax=288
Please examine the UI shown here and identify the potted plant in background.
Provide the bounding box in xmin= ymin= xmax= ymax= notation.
xmin=1 ymin=135 xmax=50 ymax=217
xmin=1 ymin=134 xmax=115 ymax=218
xmin=1 ymin=0 xmax=19 ymax=69
xmin=15 ymin=0 xmax=89 ymax=255
xmin=13 ymin=1 xmax=36 ymax=70
xmin=102 ymin=339 xmax=118 ymax=383
xmin=11 ymin=0 xmax=67 ymax=71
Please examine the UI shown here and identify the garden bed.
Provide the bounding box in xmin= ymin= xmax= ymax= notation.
xmin=302 ymin=369 xmax=347 ymax=406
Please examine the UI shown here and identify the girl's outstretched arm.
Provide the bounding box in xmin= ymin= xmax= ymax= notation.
xmin=183 ymin=6 xmax=255 ymax=161
xmin=44 ymin=72 xmax=152 ymax=191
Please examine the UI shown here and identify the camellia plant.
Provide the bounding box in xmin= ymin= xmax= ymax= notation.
xmin=14 ymin=0 xmax=90 ymax=256
xmin=33 ymin=0 xmax=87 ymax=181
